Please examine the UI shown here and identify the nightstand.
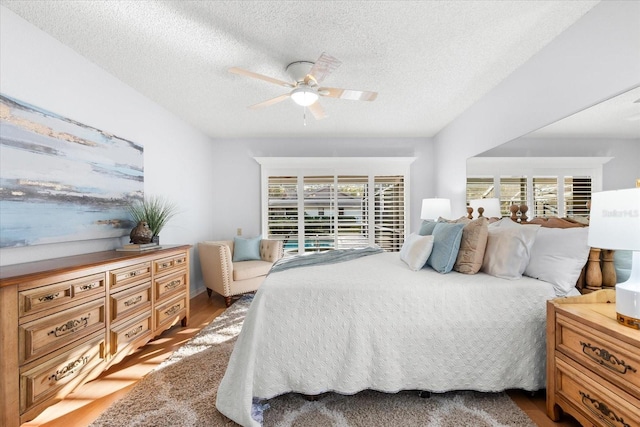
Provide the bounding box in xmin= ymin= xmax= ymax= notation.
xmin=547 ymin=289 xmax=640 ymax=427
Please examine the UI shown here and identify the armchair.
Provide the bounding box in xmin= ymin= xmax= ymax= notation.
xmin=198 ymin=239 xmax=283 ymax=306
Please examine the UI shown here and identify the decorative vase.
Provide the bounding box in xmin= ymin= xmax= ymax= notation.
xmin=130 ymin=221 xmax=153 ymax=244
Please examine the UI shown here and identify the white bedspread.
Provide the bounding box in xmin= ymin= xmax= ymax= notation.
xmin=216 ymin=252 xmax=560 ymax=427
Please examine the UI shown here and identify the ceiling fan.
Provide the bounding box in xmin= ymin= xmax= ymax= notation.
xmin=229 ymin=52 xmax=377 ymax=120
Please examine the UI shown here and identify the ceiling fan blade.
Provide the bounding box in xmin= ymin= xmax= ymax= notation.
xmin=229 ymin=67 xmax=294 ymax=88
xmin=305 ymin=52 xmax=341 ymax=85
xmin=248 ymin=94 xmax=290 ymax=110
xmin=319 ymin=87 xmax=378 ymax=102
xmin=308 ymin=101 xmax=327 ymax=120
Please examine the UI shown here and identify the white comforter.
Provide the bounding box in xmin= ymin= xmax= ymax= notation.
xmin=216 ymin=252 xmax=560 ymax=427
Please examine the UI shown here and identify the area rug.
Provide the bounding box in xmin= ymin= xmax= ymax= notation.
xmin=90 ymin=295 xmax=536 ymax=427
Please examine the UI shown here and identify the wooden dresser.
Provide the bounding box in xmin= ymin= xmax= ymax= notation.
xmin=0 ymin=245 xmax=191 ymax=427
xmin=547 ymin=290 xmax=640 ymax=427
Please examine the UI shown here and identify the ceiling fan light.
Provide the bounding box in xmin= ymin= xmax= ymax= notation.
xmin=290 ymin=87 xmax=319 ymax=106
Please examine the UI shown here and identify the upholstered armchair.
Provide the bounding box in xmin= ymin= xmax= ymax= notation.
xmin=198 ymin=239 xmax=283 ymax=307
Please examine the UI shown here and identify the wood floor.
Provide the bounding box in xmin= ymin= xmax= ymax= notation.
xmin=21 ymin=291 xmax=581 ymax=427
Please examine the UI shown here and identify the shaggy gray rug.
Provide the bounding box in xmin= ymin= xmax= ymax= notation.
xmin=91 ymin=295 xmax=535 ymax=427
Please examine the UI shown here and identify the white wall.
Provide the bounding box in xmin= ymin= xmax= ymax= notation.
xmin=434 ymin=1 xmax=640 ymax=216
xmin=206 ymin=137 xmax=434 ymax=239
xmin=0 ymin=7 xmax=218 ymax=296
xmin=478 ymin=138 xmax=640 ymax=191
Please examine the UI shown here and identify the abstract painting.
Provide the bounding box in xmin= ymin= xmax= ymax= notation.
xmin=0 ymin=94 xmax=143 ymax=248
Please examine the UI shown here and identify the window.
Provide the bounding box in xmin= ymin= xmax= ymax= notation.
xmin=466 ymin=157 xmax=604 ymax=219
xmin=258 ymin=157 xmax=413 ymax=255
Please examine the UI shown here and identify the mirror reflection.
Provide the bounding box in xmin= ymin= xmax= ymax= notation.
xmin=466 ymin=86 xmax=640 ymax=219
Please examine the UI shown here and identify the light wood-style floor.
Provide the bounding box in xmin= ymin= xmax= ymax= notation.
xmin=21 ymin=292 xmax=581 ymax=427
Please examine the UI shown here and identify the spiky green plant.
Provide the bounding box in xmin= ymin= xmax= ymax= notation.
xmin=127 ymin=195 xmax=178 ymax=237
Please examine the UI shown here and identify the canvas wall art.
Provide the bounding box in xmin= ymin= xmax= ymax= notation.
xmin=0 ymin=94 xmax=144 ymax=248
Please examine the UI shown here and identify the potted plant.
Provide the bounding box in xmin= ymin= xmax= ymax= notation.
xmin=127 ymin=195 xmax=178 ymax=244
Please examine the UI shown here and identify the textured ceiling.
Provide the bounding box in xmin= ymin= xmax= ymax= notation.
xmin=1 ymin=0 xmax=603 ymax=139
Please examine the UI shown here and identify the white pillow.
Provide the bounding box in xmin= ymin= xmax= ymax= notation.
xmin=481 ymin=220 xmax=540 ymax=279
xmin=400 ymin=233 xmax=435 ymax=271
xmin=524 ymin=227 xmax=590 ymax=296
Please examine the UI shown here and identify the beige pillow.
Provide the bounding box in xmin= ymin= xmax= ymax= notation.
xmin=453 ymin=217 xmax=489 ymax=274
xmin=482 ymin=219 xmax=540 ymax=279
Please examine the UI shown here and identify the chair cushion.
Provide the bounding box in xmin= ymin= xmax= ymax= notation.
xmin=233 ymin=260 xmax=274 ymax=281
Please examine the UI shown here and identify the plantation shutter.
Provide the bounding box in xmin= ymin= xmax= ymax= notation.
xmin=267 ymin=176 xmax=298 ymax=252
xmin=499 ymin=177 xmax=527 ymax=216
xmin=374 ymin=176 xmax=405 ymax=252
xmin=533 ymin=177 xmax=559 ymax=218
xmin=336 ymin=175 xmax=369 ymax=249
xmin=564 ymin=176 xmax=591 ymax=218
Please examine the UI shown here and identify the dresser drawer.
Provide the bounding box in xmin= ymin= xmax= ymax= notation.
xmin=110 ymin=282 xmax=152 ymax=325
xmin=154 ymin=270 xmax=187 ymax=302
xmin=109 ymin=262 xmax=151 ymax=290
xmin=154 ymin=294 xmax=187 ymax=330
xmin=556 ymin=357 xmax=640 ymax=427
xmin=19 ymin=298 xmax=106 ymax=365
xmin=19 ymin=332 xmax=105 ymax=415
xmin=109 ymin=312 xmax=152 ymax=356
xmin=557 ymin=314 xmax=640 ymax=397
xmin=19 ymin=273 xmax=105 ymax=318
xmin=153 ymin=252 xmax=187 ymax=277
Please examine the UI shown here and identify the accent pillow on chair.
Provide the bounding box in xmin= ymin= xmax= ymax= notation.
xmin=232 ymin=236 xmax=262 ymax=262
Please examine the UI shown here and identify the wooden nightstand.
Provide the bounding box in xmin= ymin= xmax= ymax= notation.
xmin=547 ymin=290 xmax=640 ymax=427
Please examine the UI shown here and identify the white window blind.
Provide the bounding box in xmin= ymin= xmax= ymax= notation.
xmin=374 ymin=176 xmax=405 ymax=252
xmin=466 ymin=173 xmax=592 ymax=220
xmin=265 ymin=173 xmax=406 ymax=255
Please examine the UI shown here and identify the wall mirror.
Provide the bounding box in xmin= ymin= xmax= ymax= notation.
xmin=466 ymin=86 xmax=640 ymax=219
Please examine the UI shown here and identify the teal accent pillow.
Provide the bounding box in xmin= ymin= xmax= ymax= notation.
xmin=427 ymin=222 xmax=465 ymax=273
xmin=233 ymin=236 xmax=262 ymax=262
xmin=614 ymin=250 xmax=632 ymax=283
xmin=418 ymin=220 xmax=438 ymax=236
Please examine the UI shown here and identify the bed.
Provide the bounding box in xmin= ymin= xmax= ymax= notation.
xmin=216 ymin=210 xmax=607 ymax=427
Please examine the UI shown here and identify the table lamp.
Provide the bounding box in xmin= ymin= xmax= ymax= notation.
xmin=469 ymin=198 xmax=501 ymax=219
xmin=588 ymin=188 xmax=640 ymax=329
xmin=420 ymin=198 xmax=451 ymax=220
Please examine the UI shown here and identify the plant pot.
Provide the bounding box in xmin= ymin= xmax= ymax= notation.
xmin=152 ymin=235 xmax=160 ymax=244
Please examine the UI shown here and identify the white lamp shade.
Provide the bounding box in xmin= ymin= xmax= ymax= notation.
xmin=420 ymin=198 xmax=451 ymax=220
xmin=469 ymin=198 xmax=501 ymax=219
xmin=587 ymin=188 xmax=640 ymax=250
xmin=588 ymin=187 xmax=640 ymax=329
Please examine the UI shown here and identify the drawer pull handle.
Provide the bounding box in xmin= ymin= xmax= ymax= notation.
xmin=176 ymin=259 xmax=184 ymax=264
xmin=125 ymin=325 xmax=144 ymax=339
xmin=129 ymin=271 xmax=138 ymax=277
xmin=579 ymin=391 xmax=630 ymax=427
xmin=164 ymin=304 xmax=181 ymax=316
xmin=124 ymin=295 xmax=143 ymax=307
xmin=160 ymin=262 xmax=170 ymax=268
xmin=581 ymin=341 xmax=637 ymax=375
xmin=79 ymin=282 xmax=100 ymax=291
xmin=48 ymin=356 xmax=89 ymax=382
xmin=165 ymin=280 xmax=181 ymax=290
xmin=38 ymin=292 xmax=60 ymax=302
xmin=48 ymin=313 xmax=91 ymax=337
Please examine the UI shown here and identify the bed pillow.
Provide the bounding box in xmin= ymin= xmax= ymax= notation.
xmin=418 ymin=220 xmax=438 ymax=236
xmin=454 ymin=217 xmax=489 ymax=274
xmin=400 ymin=233 xmax=435 ymax=271
xmin=524 ymin=227 xmax=590 ymax=296
xmin=232 ymin=236 xmax=262 ymax=262
xmin=481 ymin=219 xmax=540 ymax=279
xmin=427 ymin=222 xmax=465 ymax=273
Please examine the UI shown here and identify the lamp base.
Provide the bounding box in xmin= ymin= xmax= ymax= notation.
xmin=616 ymin=281 xmax=640 ymax=330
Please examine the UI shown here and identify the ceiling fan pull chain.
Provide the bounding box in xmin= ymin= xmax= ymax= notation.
xmin=303 ymin=105 xmax=307 ymax=126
